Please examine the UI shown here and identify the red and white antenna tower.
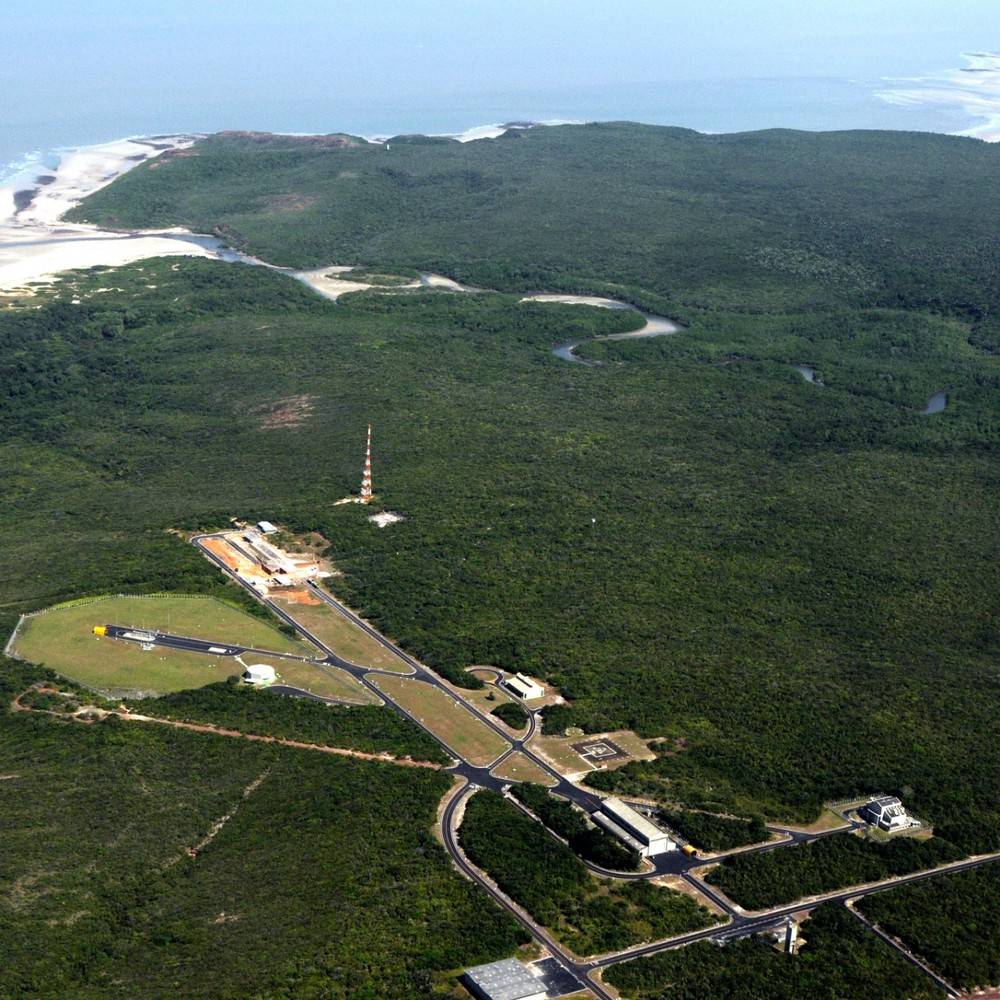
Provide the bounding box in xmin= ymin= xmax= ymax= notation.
xmin=360 ymin=424 xmax=374 ymax=502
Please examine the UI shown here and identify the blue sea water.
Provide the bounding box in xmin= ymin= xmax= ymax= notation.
xmin=0 ymin=75 xmax=981 ymax=188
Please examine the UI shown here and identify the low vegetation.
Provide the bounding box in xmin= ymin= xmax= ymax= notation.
xmin=660 ymin=810 xmax=769 ymax=852
xmin=1 ymin=659 xmax=524 ymax=997
xmin=511 ymin=782 xmax=640 ymax=870
xmin=858 ymin=865 xmax=1000 ymax=991
xmin=604 ymin=903 xmax=937 ymax=1000
xmin=2 ymin=257 xmax=999 ymax=851
xmin=704 ymin=832 xmax=963 ymax=909
xmin=125 ymin=680 xmax=449 ymax=763
xmin=459 ymin=791 xmax=715 ymax=956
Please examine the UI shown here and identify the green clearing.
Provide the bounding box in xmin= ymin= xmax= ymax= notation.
xmin=0 ymin=660 xmax=524 ymax=998
xmin=459 ymin=790 xmax=716 ymax=957
xmin=858 ymin=864 xmax=1000 ymax=991
xmin=12 ymin=596 xmax=307 ymax=695
xmin=368 ymin=674 xmax=510 ymax=766
xmin=604 ymin=902 xmax=937 ymax=1000
xmin=249 ymin=656 xmax=381 ymax=704
xmin=271 ymin=593 xmax=409 ymax=671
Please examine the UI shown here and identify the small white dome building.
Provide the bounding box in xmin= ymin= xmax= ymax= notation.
xmin=243 ymin=664 xmax=277 ymax=686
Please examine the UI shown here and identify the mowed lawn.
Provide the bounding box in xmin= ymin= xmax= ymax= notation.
xmin=273 ymin=595 xmax=410 ymax=672
xmin=490 ymin=752 xmax=557 ymax=787
xmin=368 ymin=674 xmax=510 ymax=766
xmin=13 ymin=596 xmax=309 ymax=695
xmin=246 ymin=657 xmax=381 ymax=705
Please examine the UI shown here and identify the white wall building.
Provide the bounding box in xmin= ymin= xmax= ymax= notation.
xmin=861 ymin=795 xmax=914 ymax=832
xmin=243 ymin=664 xmax=277 ymax=686
xmin=504 ymin=673 xmax=545 ymax=701
xmin=595 ymin=797 xmax=676 ymax=857
xmin=256 ymin=520 xmax=278 ymax=534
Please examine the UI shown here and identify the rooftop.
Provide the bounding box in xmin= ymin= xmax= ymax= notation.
xmin=601 ymin=797 xmax=667 ymax=843
xmin=463 ymin=958 xmax=546 ymax=1000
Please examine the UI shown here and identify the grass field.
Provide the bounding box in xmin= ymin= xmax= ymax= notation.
xmin=368 ymin=674 xmax=510 ymax=766
xmin=237 ymin=656 xmax=380 ymax=705
xmin=535 ymin=730 xmax=655 ymax=777
xmin=13 ymin=596 xmax=309 ymax=696
xmin=272 ymin=595 xmax=409 ymax=672
xmin=491 ymin=753 xmax=557 ymax=787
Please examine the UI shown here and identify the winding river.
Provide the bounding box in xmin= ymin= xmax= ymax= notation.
xmin=517 ymin=294 xmax=682 ymax=363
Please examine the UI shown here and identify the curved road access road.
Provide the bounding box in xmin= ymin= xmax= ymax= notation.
xmin=189 ymin=533 xmax=1000 ymax=996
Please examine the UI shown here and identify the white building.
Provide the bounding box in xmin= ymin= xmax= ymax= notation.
xmin=256 ymin=520 xmax=278 ymax=534
xmin=503 ymin=673 xmax=545 ymax=701
xmin=243 ymin=664 xmax=277 ymax=686
xmin=861 ymin=795 xmax=914 ymax=832
xmin=595 ymin=797 xmax=676 ymax=857
xmin=463 ymin=959 xmax=546 ymax=1000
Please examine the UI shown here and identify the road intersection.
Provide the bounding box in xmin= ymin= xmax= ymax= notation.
xmin=173 ymin=531 xmax=1000 ymax=997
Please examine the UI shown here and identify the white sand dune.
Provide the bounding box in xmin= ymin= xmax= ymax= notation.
xmin=0 ymin=136 xmax=220 ymax=292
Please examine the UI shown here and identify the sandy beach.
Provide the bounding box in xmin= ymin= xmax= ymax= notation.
xmin=0 ymin=135 xmax=227 ymax=292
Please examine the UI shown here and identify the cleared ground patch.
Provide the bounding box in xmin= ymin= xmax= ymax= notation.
xmin=273 ymin=594 xmax=410 ymax=672
xmin=244 ymin=656 xmax=380 ymax=705
xmin=13 ymin=596 xmax=308 ymax=696
xmin=536 ymin=729 xmax=655 ymax=777
xmin=368 ymin=674 xmax=510 ymax=766
xmin=490 ymin=753 xmax=557 ymax=787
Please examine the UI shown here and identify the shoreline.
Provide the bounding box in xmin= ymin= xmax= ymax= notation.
xmin=3 ymin=110 xmax=999 ymax=294
xmin=0 ymin=135 xmax=222 ymax=293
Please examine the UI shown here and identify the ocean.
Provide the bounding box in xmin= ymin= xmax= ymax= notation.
xmin=1 ymin=70 xmax=993 ymax=189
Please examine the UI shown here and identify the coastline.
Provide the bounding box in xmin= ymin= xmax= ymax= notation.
xmin=0 ymin=135 xmax=227 ymax=293
xmin=3 ymin=103 xmax=1000 ymax=294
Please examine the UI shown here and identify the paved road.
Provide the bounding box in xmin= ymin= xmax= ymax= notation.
xmin=187 ymin=533 xmax=1000 ymax=994
xmin=845 ymin=904 xmax=960 ymax=998
xmin=103 ymin=624 xmax=315 ymax=663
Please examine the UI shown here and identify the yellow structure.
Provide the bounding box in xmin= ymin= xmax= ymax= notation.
xmin=92 ymin=625 xmax=107 ymax=636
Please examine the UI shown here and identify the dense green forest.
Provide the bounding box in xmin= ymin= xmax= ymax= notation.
xmin=2 ymin=258 xmax=999 ymax=848
xmin=604 ymin=903 xmax=937 ymax=1000
xmin=659 ymin=810 xmax=769 ymax=852
xmin=70 ymin=124 xmax=1000 ymax=319
xmin=858 ymin=865 xmax=1000 ymax=990
xmin=704 ymin=832 xmax=962 ymax=909
xmin=126 ymin=680 xmax=449 ymax=762
xmin=6 ymin=122 xmax=1000 ymax=987
xmin=490 ymin=701 xmax=528 ymax=730
xmin=511 ymin=782 xmax=640 ymax=870
xmin=0 ymin=659 xmax=525 ymax=997
xmin=459 ymin=791 xmax=714 ymax=956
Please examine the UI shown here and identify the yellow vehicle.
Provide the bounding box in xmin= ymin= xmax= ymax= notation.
xmin=682 ymin=844 xmax=698 ymax=857
xmin=92 ymin=625 xmax=107 ymax=636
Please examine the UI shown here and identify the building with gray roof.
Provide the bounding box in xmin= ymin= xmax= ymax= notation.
xmin=462 ymin=958 xmax=547 ymax=1000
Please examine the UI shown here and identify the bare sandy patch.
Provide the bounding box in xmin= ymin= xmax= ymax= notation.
xmin=251 ymin=394 xmax=317 ymax=430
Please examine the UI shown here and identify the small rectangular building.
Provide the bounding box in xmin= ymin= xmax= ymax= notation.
xmin=463 ymin=959 xmax=546 ymax=1000
xmin=597 ymin=797 xmax=675 ymax=857
xmin=504 ymin=673 xmax=545 ymax=701
xmin=256 ymin=520 xmax=279 ymax=534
